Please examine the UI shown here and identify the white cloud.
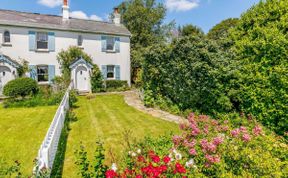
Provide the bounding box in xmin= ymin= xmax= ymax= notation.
xmin=166 ymin=0 xmax=199 ymax=12
xmin=90 ymin=15 xmax=103 ymax=21
xmin=70 ymin=11 xmax=103 ymax=21
xmin=37 ymin=0 xmax=62 ymax=8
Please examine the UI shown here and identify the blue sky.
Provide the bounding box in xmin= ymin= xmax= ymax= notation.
xmin=0 ymin=0 xmax=260 ymax=33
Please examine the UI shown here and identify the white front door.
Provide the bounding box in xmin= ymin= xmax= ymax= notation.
xmin=76 ymin=66 xmax=89 ymax=91
xmin=0 ymin=66 xmax=12 ymax=95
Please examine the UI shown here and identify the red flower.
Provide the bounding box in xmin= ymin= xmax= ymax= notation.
xmin=163 ymin=156 xmax=171 ymax=164
xmin=173 ymin=162 xmax=186 ymax=174
xmin=136 ymin=175 xmax=143 ymax=178
xmin=151 ymin=155 xmax=160 ymax=163
xmin=105 ymin=169 xmax=118 ymax=178
xmin=137 ymin=155 xmax=145 ymax=162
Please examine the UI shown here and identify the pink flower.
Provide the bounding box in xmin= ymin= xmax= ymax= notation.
xmin=172 ymin=135 xmax=182 ymax=146
xmin=211 ymin=119 xmax=219 ymax=126
xmin=205 ymin=154 xmax=220 ymax=164
xmin=242 ymin=134 xmax=251 ymax=142
xmin=204 ymin=125 xmax=209 ymax=134
xmin=240 ymin=126 xmax=248 ymax=133
xmin=191 ymin=125 xmax=201 ymax=136
xmin=231 ymin=128 xmax=240 ymax=137
xmin=189 ymin=148 xmax=197 ymax=155
xmin=253 ymin=125 xmax=262 ymax=136
xmin=184 ymin=139 xmax=196 ymax=148
xmin=179 ymin=123 xmax=188 ymax=130
xmin=200 ymin=139 xmax=217 ymax=153
xmin=213 ymin=136 xmax=224 ymax=146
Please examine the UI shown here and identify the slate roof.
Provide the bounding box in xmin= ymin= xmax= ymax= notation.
xmin=0 ymin=9 xmax=131 ymax=36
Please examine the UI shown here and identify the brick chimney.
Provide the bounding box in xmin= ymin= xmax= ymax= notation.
xmin=112 ymin=8 xmax=121 ymax=25
xmin=62 ymin=0 xmax=69 ymax=20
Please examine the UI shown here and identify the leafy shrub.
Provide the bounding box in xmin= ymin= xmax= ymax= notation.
xmin=143 ymin=36 xmax=234 ymax=115
xmin=69 ymin=90 xmax=78 ymax=107
xmin=91 ymin=65 xmax=104 ymax=93
xmin=105 ymin=80 xmax=129 ymax=91
xmin=229 ymin=0 xmax=288 ymax=136
xmin=75 ymin=142 xmax=108 ymax=177
xmin=110 ymin=113 xmax=288 ymax=177
xmin=3 ymin=78 xmax=38 ymax=98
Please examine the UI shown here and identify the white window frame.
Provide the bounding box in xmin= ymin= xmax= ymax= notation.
xmin=37 ymin=65 xmax=49 ymax=83
xmin=36 ymin=32 xmax=48 ymax=50
xmin=106 ymin=65 xmax=115 ymax=79
xmin=2 ymin=30 xmax=12 ymax=46
xmin=106 ymin=36 xmax=115 ymax=52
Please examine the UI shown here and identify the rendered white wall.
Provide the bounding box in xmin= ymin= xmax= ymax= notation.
xmin=0 ymin=26 xmax=131 ymax=85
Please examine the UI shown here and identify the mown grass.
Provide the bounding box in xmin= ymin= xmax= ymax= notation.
xmin=62 ymin=95 xmax=179 ymax=178
xmin=0 ymin=105 xmax=57 ymax=176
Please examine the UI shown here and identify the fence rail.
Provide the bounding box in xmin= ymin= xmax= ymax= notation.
xmin=36 ymin=82 xmax=73 ymax=171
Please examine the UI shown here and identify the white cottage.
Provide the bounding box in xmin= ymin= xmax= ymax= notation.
xmin=0 ymin=0 xmax=131 ymax=94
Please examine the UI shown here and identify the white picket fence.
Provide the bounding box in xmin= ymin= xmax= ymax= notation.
xmin=36 ymin=82 xmax=73 ymax=171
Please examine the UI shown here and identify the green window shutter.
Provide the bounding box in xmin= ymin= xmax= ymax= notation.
xmin=48 ymin=65 xmax=55 ymax=83
xmin=115 ymin=65 xmax=120 ymax=80
xmin=28 ymin=31 xmax=36 ymax=51
xmin=115 ymin=37 xmax=120 ymax=53
xmin=48 ymin=32 xmax=55 ymax=52
xmin=29 ymin=65 xmax=37 ymax=81
xmin=101 ymin=65 xmax=107 ymax=80
xmin=101 ymin=36 xmax=107 ymax=52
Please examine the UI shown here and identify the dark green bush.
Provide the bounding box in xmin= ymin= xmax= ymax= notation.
xmin=105 ymin=80 xmax=128 ymax=90
xmin=3 ymin=78 xmax=38 ymax=98
xmin=69 ymin=90 xmax=78 ymax=107
xmin=143 ymin=36 xmax=234 ymax=115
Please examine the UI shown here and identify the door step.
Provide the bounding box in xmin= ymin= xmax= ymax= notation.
xmin=77 ymin=90 xmax=90 ymax=96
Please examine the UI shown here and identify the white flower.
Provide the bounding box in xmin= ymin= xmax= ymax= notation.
xmin=131 ymin=152 xmax=137 ymax=157
xmin=111 ymin=163 xmax=117 ymax=171
xmin=185 ymin=159 xmax=195 ymax=168
xmin=137 ymin=149 xmax=141 ymax=154
xmin=175 ymin=152 xmax=182 ymax=160
xmin=169 ymin=153 xmax=173 ymax=158
xmin=172 ymin=149 xmax=178 ymax=154
xmin=128 ymin=151 xmax=132 ymax=155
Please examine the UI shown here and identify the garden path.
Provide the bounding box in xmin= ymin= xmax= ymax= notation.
xmin=95 ymin=90 xmax=185 ymax=124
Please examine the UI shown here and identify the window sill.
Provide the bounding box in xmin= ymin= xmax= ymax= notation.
xmin=105 ymin=50 xmax=116 ymax=53
xmin=78 ymin=46 xmax=84 ymax=49
xmin=38 ymin=81 xmax=50 ymax=85
xmin=2 ymin=43 xmax=12 ymax=47
xmin=36 ymin=49 xmax=49 ymax=53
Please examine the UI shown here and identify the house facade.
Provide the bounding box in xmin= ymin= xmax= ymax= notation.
xmin=0 ymin=0 xmax=131 ymax=94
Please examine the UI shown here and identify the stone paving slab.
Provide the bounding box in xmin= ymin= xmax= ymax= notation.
xmin=121 ymin=90 xmax=185 ymax=124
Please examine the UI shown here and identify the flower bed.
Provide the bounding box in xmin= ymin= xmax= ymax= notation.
xmin=105 ymin=113 xmax=288 ymax=177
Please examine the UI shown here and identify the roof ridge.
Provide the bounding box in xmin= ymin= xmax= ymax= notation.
xmin=0 ymin=8 xmax=113 ymax=25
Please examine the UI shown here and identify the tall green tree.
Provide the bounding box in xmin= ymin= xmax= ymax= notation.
xmin=207 ymin=18 xmax=239 ymax=50
xmin=179 ymin=24 xmax=204 ymax=37
xmin=118 ymin=0 xmax=168 ymax=84
xmin=230 ymin=0 xmax=288 ymax=136
xmin=207 ymin=18 xmax=239 ymax=41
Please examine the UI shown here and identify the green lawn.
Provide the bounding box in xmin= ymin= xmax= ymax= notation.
xmin=62 ymin=95 xmax=179 ymax=178
xmin=0 ymin=105 xmax=57 ymax=176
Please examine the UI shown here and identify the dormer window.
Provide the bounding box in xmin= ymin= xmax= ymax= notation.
xmin=36 ymin=32 xmax=48 ymax=49
xmin=3 ymin=31 xmax=10 ymax=43
xmin=78 ymin=35 xmax=83 ymax=46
